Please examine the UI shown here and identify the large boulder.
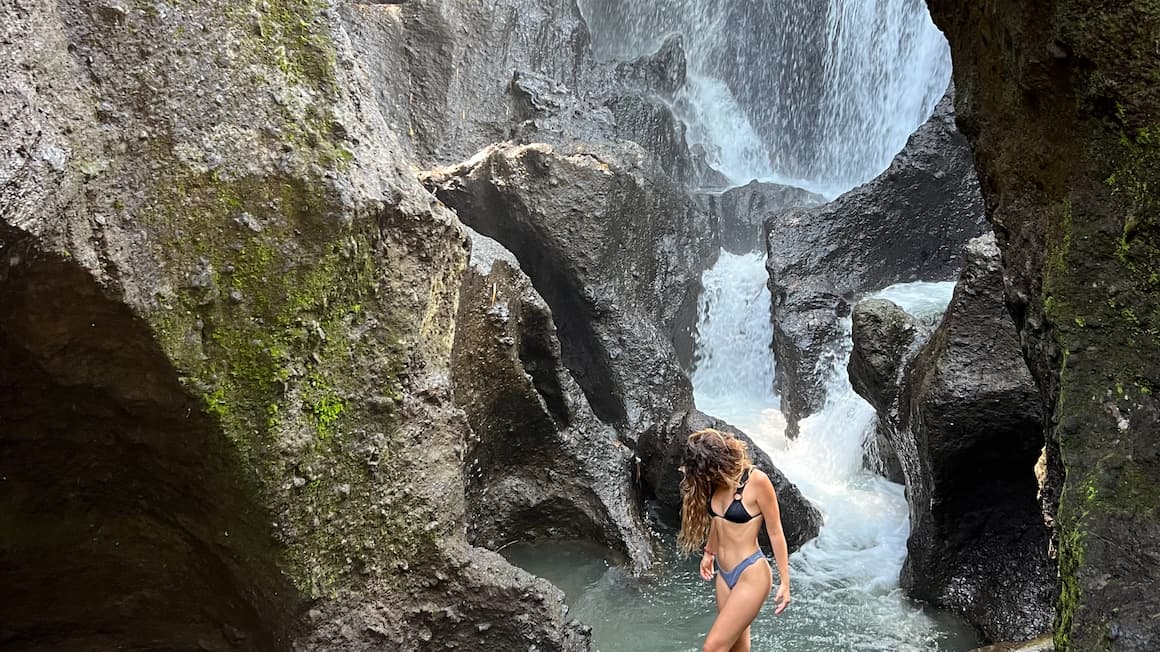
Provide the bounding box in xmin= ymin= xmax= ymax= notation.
xmin=849 ymin=299 xmax=925 ymax=415
xmin=0 ymin=2 xmax=586 ymax=650
xmin=849 ymin=299 xmax=928 ymax=482
xmin=452 ymin=228 xmax=655 ymax=571
xmin=764 ymin=87 xmax=987 ymax=436
xmin=424 ymin=141 xmax=715 ymax=444
xmin=694 ymin=180 xmax=826 ymax=254
xmin=885 ymin=235 xmax=1054 ymax=641
xmin=639 ymin=410 xmax=823 ymax=555
xmin=927 ymin=1 xmax=1160 ymax=649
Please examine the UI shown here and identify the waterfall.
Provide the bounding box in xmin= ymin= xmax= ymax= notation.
xmin=691 ymin=252 xmax=965 ymax=649
xmin=577 ymin=0 xmax=951 ymax=197
xmin=504 ymin=264 xmax=975 ymax=651
xmin=690 ymin=252 xmax=786 ymax=442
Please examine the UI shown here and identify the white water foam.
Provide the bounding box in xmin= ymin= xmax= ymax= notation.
xmin=691 ymin=251 xmax=965 ymax=649
xmin=577 ymin=0 xmax=951 ymax=197
xmin=691 ymin=251 xmax=786 ymax=442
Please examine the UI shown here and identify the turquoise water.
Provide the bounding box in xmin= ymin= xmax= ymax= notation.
xmin=504 ymin=266 xmax=980 ymax=651
xmin=504 ymin=524 xmax=980 ymax=652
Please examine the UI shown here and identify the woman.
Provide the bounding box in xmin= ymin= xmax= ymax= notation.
xmin=679 ymin=428 xmax=791 ymax=652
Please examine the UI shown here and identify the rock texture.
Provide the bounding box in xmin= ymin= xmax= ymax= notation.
xmin=0 ymin=1 xmax=587 ymax=650
xmin=927 ymin=1 xmax=1160 ymax=649
xmin=857 ymin=235 xmax=1053 ymax=641
xmin=638 ymin=409 xmax=823 ymax=555
xmin=850 ymin=300 xmax=925 ymax=415
xmin=968 ymin=637 xmax=1054 ymax=652
xmin=341 ymin=1 xmax=694 ymax=182
xmin=849 ymin=299 xmax=927 ymax=483
xmin=452 ymin=228 xmax=654 ymax=571
xmin=694 ymin=180 xmax=825 ymax=254
xmin=425 ymin=141 xmax=714 ymax=442
xmin=764 ymin=88 xmax=987 ymax=435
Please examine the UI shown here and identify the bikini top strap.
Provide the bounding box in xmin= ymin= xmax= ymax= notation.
xmin=736 ymin=468 xmax=752 ymax=495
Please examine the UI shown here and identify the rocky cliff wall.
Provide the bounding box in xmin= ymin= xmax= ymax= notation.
xmin=926 ymin=1 xmax=1160 ymax=649
xmin=0 ymin=1 xmax=587 ymax=650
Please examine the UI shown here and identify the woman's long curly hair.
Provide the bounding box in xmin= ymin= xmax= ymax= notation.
xmin=677 ymin=428 xmax=753 ymax=554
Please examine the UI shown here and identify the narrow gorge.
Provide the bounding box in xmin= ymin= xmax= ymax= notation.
xmin=1 ymin=1 xmax=1156 ymax=651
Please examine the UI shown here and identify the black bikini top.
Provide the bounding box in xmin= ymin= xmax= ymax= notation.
xmin=706 ymin=468 xmax=760 ymax=524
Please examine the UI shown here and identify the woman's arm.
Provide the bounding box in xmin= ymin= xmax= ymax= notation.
xmin=700 ymin=518 xmax=718 ymax=580
xmin=754 ymin=470 xmax=791 ymax=614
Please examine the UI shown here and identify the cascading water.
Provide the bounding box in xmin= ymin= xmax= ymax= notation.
xmin=502 ymin=2 xmax=971 ymax=648
xmin=504 ymin=259 xmax=976 ymax=650
xmin=577 ymin=0 xmax=951 ymax=197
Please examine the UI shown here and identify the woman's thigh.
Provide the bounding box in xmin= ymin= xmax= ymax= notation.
xmin=706 ymin=560 xmax=771 ymax=650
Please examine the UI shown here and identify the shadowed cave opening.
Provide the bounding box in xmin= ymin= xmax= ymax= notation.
xmin=0 ymin=239 xmax=294 ymax=652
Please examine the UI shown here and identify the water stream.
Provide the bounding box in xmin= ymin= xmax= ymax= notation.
xmin=502 ymin=1 xmax=977 ymax=648
xmin=578 ymin=0 xmax=951 ymax=197
xmin=506 ymin=257 xmax=976 ymax=650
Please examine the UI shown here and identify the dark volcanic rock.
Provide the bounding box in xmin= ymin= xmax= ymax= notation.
xmin=849 ymin=299 xmax=927 ymax=483
xmin=764 ymin=87 xmax=987 ymax=436
xmin=928 ymin=1 xmax=1160 ymax=649
xmin=639 ymin=409 xmax=822 ymax=555
xmin=695 ymin=180 xmax=826 ymax=254
xmin=769 ymin=291 xmax=849 ymax=438
xmin=849 ymin=299 xmax=924 ymax=414
xmin=891 ymin=235 xmax=1053 ymax=641
xmin=453 ymin=228 xmax=655 ymax=571
xmin=425 ymin=141 xmax=715 ymax=441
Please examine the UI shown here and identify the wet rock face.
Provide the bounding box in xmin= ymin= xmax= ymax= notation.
xmin=849 ymin=299 xmax=923 ymax=415
xmin=764 ymin=88 xmax=987 ymax=435
xmin=928 ymin=2 xmax=1160 ymax=649
xmin=694 ymin=180 xmax=826 ymax=254
xmin=880 ymin=235 xmax=1053 ymax=641
xmin=452 ymin=228 xmax=655 ymax=571
xmin=425 ymin=141 xmax=714 ymax=443
xmin=638 ymin=409 xmax=822 ymax=555
xmin=849 ymin=299 xmax=927 ymax=483
xmin=1 ymin=1 xmax=588 ymax=650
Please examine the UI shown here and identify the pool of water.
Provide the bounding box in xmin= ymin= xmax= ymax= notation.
xmin=504 ymin=259 xmax=980 ymax=651
xmin=504 ymin=522 xmax=980 ymax=652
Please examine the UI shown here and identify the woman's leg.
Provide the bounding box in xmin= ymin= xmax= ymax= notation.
xmin=714 ymin=573 xmax=730 ymax=613
xmin=703 ymin=560 xmax=770 ymax=652
xmin=728 ymin=627 xmax=751 ymax=652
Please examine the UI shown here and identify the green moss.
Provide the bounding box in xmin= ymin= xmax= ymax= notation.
xmin=248 ymin=0 xmax=337 ymax=95
xmin=143 ymin=159 xmax=414 ymax=596
xmin=306 ymin=378 xmax=345 ymax=440
xmin=205 ymin=386 xmax=230 ymax=418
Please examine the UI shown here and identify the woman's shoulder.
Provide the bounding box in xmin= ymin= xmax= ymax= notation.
xmin=747 ymin=467 xmax=777 ymax=492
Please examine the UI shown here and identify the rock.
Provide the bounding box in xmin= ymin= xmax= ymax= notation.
xmin=849 ymin=299 xmax=923 ymax=414
xmin=0 ymin=2 xmax=586 ymax=650
xmin=889 ymin=234 xmax=1054 ymax=641
xmin=639 ymin=409 xmax=822 ymax=555
xmin=764 ymin=85 xmax=987 ymax=436
xmin=424 ymin=141 xmax=714 ymax=443
xmin=769 ymin=291 xmax=848 ymax=438
xmin=849 ymin=299 xmax=928 ymax=482
xmin=928 ymin=2 xmax=1160 ymax=648
xmin=613 ymin=34 xmax=687 ymax=97
xmin=341 ymin=0 xmax=695 ymax=183
xmin=967 ymin=636 xmax=1054 ymax=652
xmin=453 ymin=227 xmax=655 ymax=572
xmin=606 ymin=93 xmax=692 ymax=182
xmin=694 ymin=180 xmax=826 ymax=254
xmin=302 ymin=546 xmax=590 ymax=651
